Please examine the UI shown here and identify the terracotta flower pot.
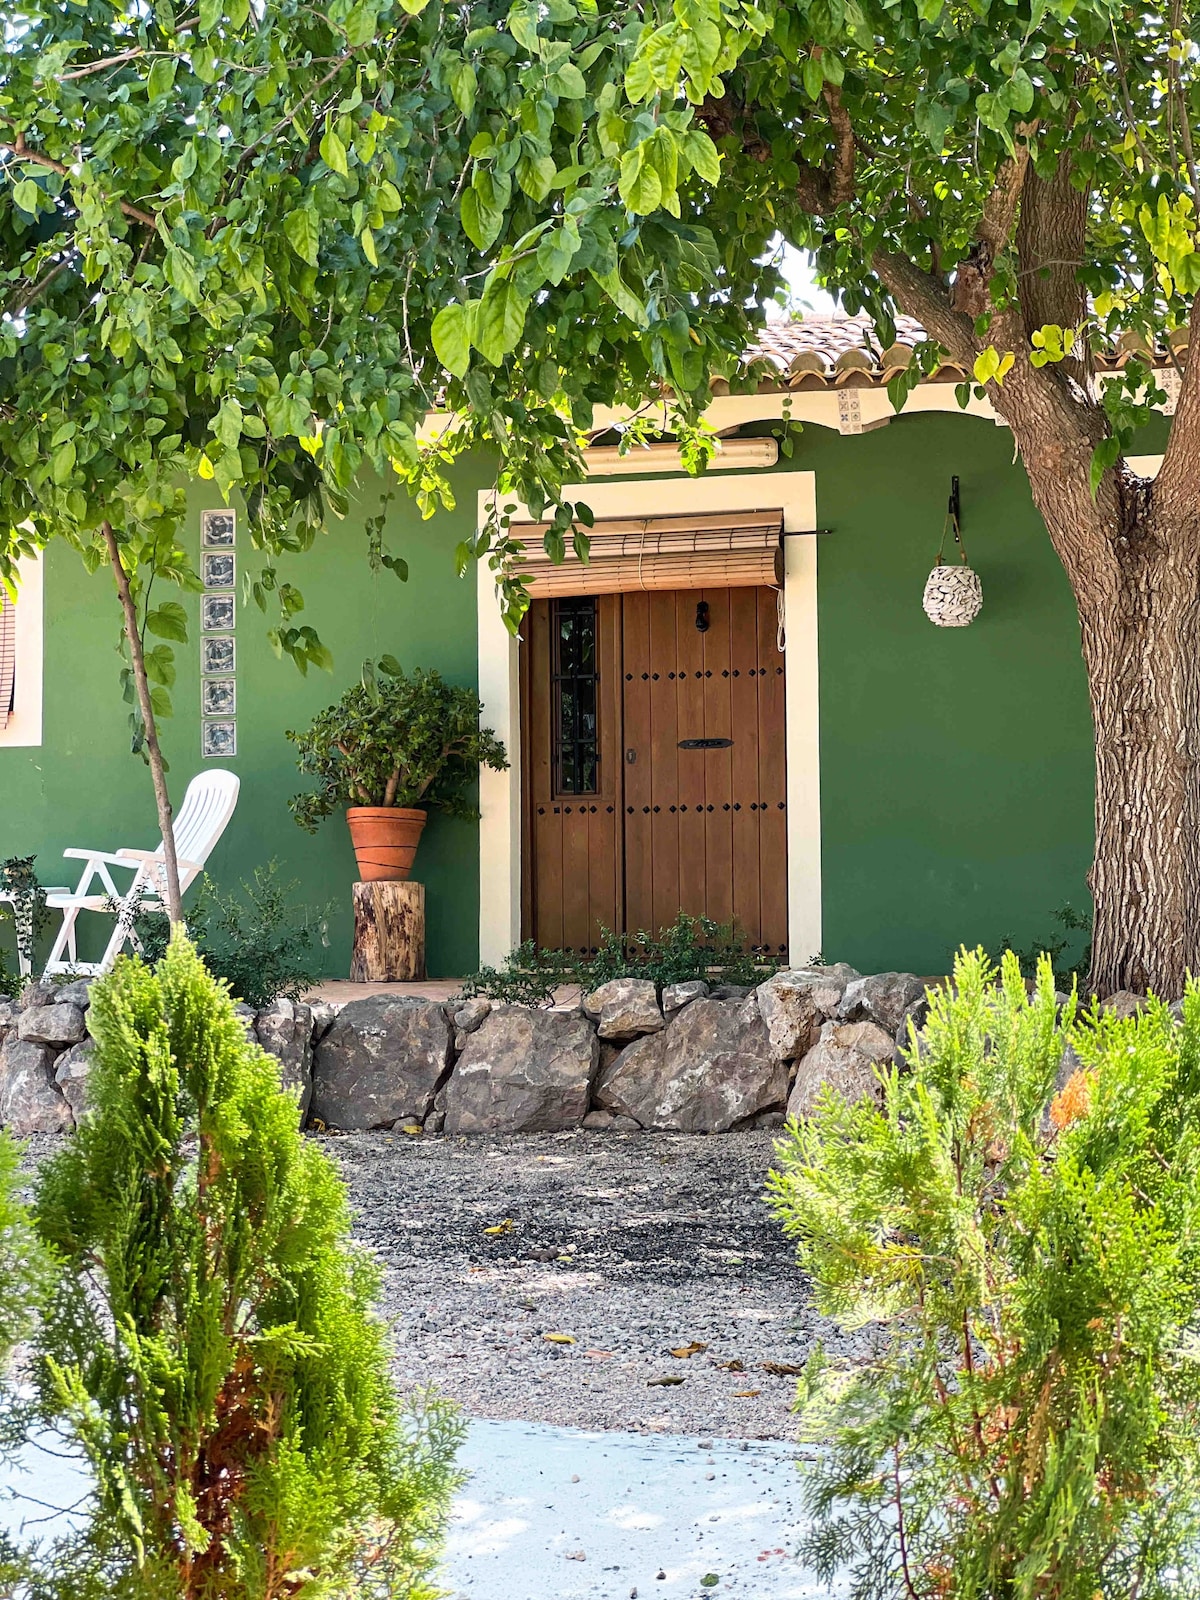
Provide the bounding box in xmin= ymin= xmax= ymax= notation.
xmin=345 ymin=806 xmax=427 ymax=882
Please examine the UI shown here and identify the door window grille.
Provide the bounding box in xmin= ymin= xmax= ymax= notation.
xmin=551 ymin=596 xmax=599 ymax=794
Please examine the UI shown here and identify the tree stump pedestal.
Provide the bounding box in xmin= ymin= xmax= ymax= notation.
xmin=350 ymin=881 xmax=426 ymax=982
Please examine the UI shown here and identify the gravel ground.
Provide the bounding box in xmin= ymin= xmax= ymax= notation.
xmin=19 ymin=1129 xmax=859 ymax=1442
xmin=322 ymin=1129 xmax=860 ymax=1441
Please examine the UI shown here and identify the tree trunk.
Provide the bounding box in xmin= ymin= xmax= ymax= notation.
xmin=102 ymin=521 xmax=184 ymax=924
xmin=350 ymin=880 xmax=426 ymax=981
xmin=1073 ymin=516 xmax=1200 ymax=996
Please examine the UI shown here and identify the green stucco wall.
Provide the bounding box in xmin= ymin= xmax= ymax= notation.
xmin=0 ymin=463 xmax=490 ymax=978
xmin=0 ymin=409 xmax=1167 ymax=981
xmin=801 ymin=410 xmax=1096 ymax=975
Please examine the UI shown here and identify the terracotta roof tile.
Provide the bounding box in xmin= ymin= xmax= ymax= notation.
xmin=738 ymin=313 xmax=1187 ymax=390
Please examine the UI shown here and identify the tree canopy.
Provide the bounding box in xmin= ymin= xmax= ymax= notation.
xmin=4 ymin=0 xmax=1199 ymax=986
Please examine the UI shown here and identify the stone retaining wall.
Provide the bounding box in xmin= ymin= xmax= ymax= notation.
xmin=0 ymin=966 xmax=932 ymax=1137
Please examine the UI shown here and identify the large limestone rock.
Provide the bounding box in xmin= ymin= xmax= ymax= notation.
xmin=662 ymin=980 xmax=708 ymax=1019
xmin=582 ymin=978 xmax=664 ymax=1041
xmin=54 ymin=1039 xmax=95 ymax=1123
xmin=18 ymin=1001 xmax=87 ymax=1047
xmin=311 ymin=996 xmax=453 ymax=1130
xmin=442 ymin=1006 xmax=599 ymax=1133
xmin=787 ymin=1020 xmax=896 ymax=1120
xmin=452 ymin=997 xmax=491 ymax=1034
xmin=0 ymin=1037 xmax=73 ymax=1133
xmin=255 ymin=998 xmax=314 ymax=1122
xmin=755 ymin=969 xmax=849 ymax=1061
xmin=53 ymin=979 xmax=95 ymax=1010
xmin=838 ymin=972 xmax=927 ymax=1036
xmin=598 ymin=997 xmax=787 ymax=1133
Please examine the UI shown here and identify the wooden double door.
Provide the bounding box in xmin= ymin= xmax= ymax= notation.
xmin=520 ymin=586 xmax=788 ymax=955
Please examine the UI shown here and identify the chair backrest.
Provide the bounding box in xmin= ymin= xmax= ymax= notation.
xmin=156 ymin=770 xmax=241 ymax=873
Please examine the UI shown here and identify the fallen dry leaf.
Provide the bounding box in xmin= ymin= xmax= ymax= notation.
xmin=484 ymin=1218 xmax=514 ymax=1235
xmin=732 ymin=1389 xmax=762 ymax=1398
xmin=543 ymin=1332 xmax=576 ymax=1345
xmin=717 ymin=1359 xmax=745 ymax=1372
xmin=669 ymin=1341 xmax=709 ymax=1359
xmin=398 ymin=1123 xmax=422 ymax=1137
xmin=761 ymin=1361 xmax=805 ymax=1377
xmin=583 ymin=1349 xmax=614 ymax=1360
xmin=647 ymin=1375 xmax=686 ymax=1387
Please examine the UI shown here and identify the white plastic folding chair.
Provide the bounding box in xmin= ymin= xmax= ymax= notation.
xmin=41 ymin=770 xmax=241 ymax=976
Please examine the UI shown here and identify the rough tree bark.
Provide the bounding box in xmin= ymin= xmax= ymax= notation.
xmin=102 ymin=521 xmax=185 ymax=924
xmin=871 ymin=159 xmax=1200 ymax=995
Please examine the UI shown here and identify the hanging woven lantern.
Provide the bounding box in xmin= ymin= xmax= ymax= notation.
xmin=923 ymin=476 xmax=982 ymax=628
xmin=922 ymin=562 xmax=983 ymax=627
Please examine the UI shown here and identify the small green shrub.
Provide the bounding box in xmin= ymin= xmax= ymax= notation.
xmin=33 ymin=930 xmax=463 ymax=1600
xmin=992 ymin=901 xmax=1093 ymax=989
xmin=287 ymin=658 xmax=508 ymax=833
xmin=768 ymin=948 xmax=1200 ymax=1600
xmin=457 ymin=911 xmax=779 ymax=1006
xmin=132 ymin=861 xmax=330 ymax=1009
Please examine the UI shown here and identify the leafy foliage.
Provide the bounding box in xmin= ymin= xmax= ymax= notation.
xmin=131 ymin=861 xmax=331 ymax=1008
xmin=0 ymin=0 xmax=781 ymax=644
xmin=0 ymin=855 xmax=49 ymax=997
xmin=993 ymin=902 xmax=1093 ymax=990
xmin=288 ymin=658 xmax=508 ymax=829
xmin=458 ymin=910 xmax=779 ymax=1006
xmin=768 ymin=949 xmax=1200 ymax=1600
xmin=32 ymin=930 xmax=463 ymax=1600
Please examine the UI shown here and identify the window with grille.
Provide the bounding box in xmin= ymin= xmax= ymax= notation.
xmin=0 ymin=592 xmax=15 ymax=730
xmin=551 ymin=596 xmax=599 ymax=795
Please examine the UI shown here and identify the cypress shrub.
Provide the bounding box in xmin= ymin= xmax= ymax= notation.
xmin=769 ymin=949 xmax=1200 ymax=1600
xmin=32 ymin=930 xmax=461 ymax=1599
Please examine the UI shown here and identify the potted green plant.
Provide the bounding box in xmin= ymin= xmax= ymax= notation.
xmin=287 ymin=658 xmax=508 ymax=881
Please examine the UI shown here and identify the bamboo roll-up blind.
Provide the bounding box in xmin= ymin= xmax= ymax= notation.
xmin=0 ymin=592 xmax=14 ymax=730
xmin=509 ymin=509 xmax=784 ymax=597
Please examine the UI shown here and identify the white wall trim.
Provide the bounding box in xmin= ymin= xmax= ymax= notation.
xmin=0 ymin=552 xmax=43 ymax=749
xmin=476 ymin=470 xmax=821 ymax=968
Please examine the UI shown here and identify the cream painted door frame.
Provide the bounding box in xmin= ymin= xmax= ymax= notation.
xmin=476 ymin=469 xmax=821 ymax=968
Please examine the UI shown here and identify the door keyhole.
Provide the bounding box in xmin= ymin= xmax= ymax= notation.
xmin=695 ymin=600 xmax=710 ymax=632
xmin=625 ymin=748 xmax=637 ymax=764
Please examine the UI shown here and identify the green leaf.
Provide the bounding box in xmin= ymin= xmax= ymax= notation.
xmin=803 ymin=55 xmax=824 ymax=101
xmin=432 ymin=302 xmax=474 ymax=376
xmin=199 ymin=0 xmax=221 ymax=35
xmin=11 ymin=179 xmax=40 ymax=215
xmin=283 ymin=206 xmax=320 ymax=266
xmin=462 ymin=186 xmax=505 ymax=252
xmin=591 ymin=267 xmax=647 ymax=327
xmin=343 ymin=1 xmax=378 ymax=46
xmin=147 ymin=56 xmax=177 ymax=99
xmin=146 ymin=601 xmax=188 ymax=642
xmin=550 ymin=62 xmax=586 ymax=98
xmin=164 ymin=248 xmax=201 ymax=305
xmin=474 ymin=278 xmax=529 ymax=365
xmin=320 ymin=128 xmax=349 ymax=177
xmin=619 ymin=147 xmax=662 ymax=215
xmin=360 ymin=226 xmax=378 ymax=266
xmin=213 ymin=398 xmax=244 ymax=449
xmin=449 ymin=61 xmax=478 ymax=117
xmin=144 ymin=643 xmax=177 ymax=688
xmin=51 ymin=440 xmax=76 ymax=485
xmin=683 ymin=130 xmax=721 ymax=184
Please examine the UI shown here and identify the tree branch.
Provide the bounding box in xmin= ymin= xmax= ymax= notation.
xmin=1014 ymin=151 xmax=1090 ymax=377
xmin=2 ymin=256 xmax=73 ymax=316
xmin=949 ymin=130 xmax=1035 ymax=318
xmin=1155 ymin=323 xmax=1200 ymax=519
xmin=1 ymin=135 xmax=156 ymax=227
